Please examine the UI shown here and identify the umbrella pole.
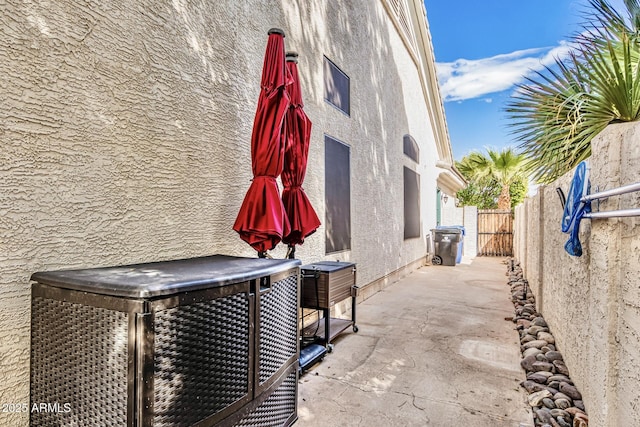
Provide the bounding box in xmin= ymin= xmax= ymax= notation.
xmin=257 ymin=251 xmax=273 ymax=259
xmin=286 ymin=245 xmax=296 ymax=259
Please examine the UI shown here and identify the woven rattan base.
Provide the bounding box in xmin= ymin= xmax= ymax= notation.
xmin=30 ymin=256 xmax=300 ymax=427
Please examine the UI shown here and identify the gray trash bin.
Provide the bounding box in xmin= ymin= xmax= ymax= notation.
xmin=431 ymin=227 xmax=464 ymax=266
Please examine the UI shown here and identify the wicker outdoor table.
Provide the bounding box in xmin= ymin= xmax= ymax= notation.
xmin=30 ymin=255 xmax=300 ymax=427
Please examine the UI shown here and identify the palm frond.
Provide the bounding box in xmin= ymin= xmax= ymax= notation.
xmin=506 ymin=0 xmax=640 ymax=183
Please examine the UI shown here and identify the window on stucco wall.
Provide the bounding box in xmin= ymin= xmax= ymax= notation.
xmin=323 ymin=56 xmax=350 ymax=116
xmin=403 ymin=134 xmax=419 ymax=162
xmin=404 ymin=167 xmax=420 ymax=239
xmin=325 ymin=135 xmax=351 ymax=253
xmin=403 ymin=134 xmax=420 ymax=239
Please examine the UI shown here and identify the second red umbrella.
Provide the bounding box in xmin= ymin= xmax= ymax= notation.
xmin=282 ymin=52 xmax=321 ymax=259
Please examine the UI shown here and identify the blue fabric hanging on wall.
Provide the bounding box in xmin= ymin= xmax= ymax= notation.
xmin=561 ymin=161 xmax=591 ymax=256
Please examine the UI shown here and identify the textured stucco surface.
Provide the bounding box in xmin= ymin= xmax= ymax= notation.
xmin=1 ymin=0 xmax=446 ymax=422
xmin=441 ymin=205 xmax=478 ymax=258
xmin=462 ymin=205 xmax=478 ymax=257
xmin=514 ymin=122 xmax=640 ymax=426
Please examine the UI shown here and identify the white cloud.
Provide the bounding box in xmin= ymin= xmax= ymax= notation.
xmin=436 ymin=42 xmax=573 ymax=102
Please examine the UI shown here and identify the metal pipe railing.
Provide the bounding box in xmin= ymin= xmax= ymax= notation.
xmin=578 ymin=180 xmax=640 ymax=219
xmin=581 ymin=182 xmax=640 ymax=202
xmin=584 ymin=208 xmax=640 ymax=219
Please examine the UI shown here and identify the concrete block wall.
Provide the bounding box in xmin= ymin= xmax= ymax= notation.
xmin=514 ymin=122 xmax=640 ymax=426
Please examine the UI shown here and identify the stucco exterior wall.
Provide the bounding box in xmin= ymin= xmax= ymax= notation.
xmin=514 ymin=122 xmax=640 ymax=426
xmin=441 ymin=199 xmax=462 ymax=225
xmin=299 ymin=0 xmax=441 ymax=278
xmin=526 ymin=186 xmax=546 ymax=308
xmin=441 ymin=205 xmax=478 ymax=258
xmin=462 ymin=206 xmax=478 ymax=258
xmin=1 ymin=0 xmax=449 ymax=422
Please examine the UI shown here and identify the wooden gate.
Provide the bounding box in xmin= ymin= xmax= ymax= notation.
xmin=478 ymin=209 xmax=513 ymax=256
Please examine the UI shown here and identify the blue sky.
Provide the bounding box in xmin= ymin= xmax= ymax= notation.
xmin=424 ymin=0 xmax=627 ymax=160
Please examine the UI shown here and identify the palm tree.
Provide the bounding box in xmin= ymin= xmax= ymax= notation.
xmin=507 ymin=0 xmax=640 ymax=183
xmin=456 ymin=148 xmax=527 ymax=210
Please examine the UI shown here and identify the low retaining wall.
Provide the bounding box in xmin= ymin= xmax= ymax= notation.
xmin=514 ymin=122 xmax=640 ymax=426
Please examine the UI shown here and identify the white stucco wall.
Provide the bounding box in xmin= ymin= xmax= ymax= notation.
xmin=1 ymin=0 xmax=448 ymax=422
xmin=514 ymin=122 xmax=640 ymax=426
xmin=440 ymin=205 xmax=478 ymax=258
xmin=462 ymin=205 xmax=478 ymax=258
xmin=296 ymin=0 xmax=441 ymax=278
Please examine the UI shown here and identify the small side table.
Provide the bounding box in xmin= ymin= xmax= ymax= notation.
xmin=300 ymin=261 xmax=358 ymax=351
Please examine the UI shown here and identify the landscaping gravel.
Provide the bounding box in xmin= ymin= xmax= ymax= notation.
xmin=507 ymin=259 xmax=589 ymax=427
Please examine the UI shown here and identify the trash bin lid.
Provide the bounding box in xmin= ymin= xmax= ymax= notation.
xmin=300 ymin=261 xmax=356 ymax=273
xmin=435 ymin=225 xmax=465 ymax=235
xmin=31 ymin=255 xmax=301 ymax=298
xmin=432 ymin=227 xmax=463 ymax=235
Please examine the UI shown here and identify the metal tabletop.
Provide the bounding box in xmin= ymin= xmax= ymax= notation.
xmin=31 ymin=254 xmax=300 ymax=298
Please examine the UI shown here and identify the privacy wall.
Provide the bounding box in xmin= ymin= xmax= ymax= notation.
xmin=514 ymin=122 xmax=640 ymax=427
xmin=1 ymin=1 xmax=453 ymax=423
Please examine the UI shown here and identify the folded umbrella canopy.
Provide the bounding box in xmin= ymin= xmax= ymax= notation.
xmin=233 ymin=28 xmax=292 ymax=257
xmin=281 ymin=52 xmax=321 ymax=259
xmin=562 ymin=161 xmax=591 ymax=257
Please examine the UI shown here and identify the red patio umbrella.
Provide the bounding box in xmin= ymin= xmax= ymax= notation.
xmin=233 ymin=28 xmax=292 ymax=257
xmin=281 ymin=52 xmax=321 ymax=258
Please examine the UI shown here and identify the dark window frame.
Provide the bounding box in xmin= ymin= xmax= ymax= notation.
xmin=324 ymin=135 xmax=351 ymax=254
xmin=404 ymin=167 xmax=421 ymax=239
xmin=403 ymin=134 xmax=419 ymax=163
xmin=323 ymin=56 xmax=351 ymax=116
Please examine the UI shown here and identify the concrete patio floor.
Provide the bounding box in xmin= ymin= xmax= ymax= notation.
xmin=296 ymin=257 xmax=534 ymax=427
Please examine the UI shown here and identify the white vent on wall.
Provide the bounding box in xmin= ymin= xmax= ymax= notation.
xmin=387 ymin=0 xmax=418 ymax=55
